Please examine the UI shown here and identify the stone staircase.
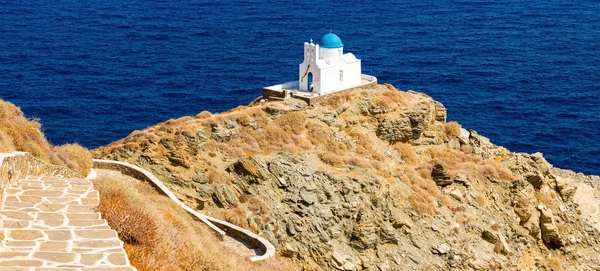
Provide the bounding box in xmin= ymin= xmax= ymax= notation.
xmin=0 ymin=175 xmax=135 ymax=270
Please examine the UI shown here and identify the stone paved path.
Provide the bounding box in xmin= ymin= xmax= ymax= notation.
xmin=0 ymin=176 xmax=135 ymax=270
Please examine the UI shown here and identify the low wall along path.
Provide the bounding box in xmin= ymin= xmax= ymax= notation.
xmin=0 ymin=152 xmax=275 ymax=269
xmin=92 ymin=159 xmax=276 ymax=262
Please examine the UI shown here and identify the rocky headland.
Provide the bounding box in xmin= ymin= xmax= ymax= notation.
xmin=89 ymin=83 xmax=600 ymax=270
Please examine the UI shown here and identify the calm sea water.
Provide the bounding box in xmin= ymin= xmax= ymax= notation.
xmin=0 ymin=1 xmax=598 ymax=175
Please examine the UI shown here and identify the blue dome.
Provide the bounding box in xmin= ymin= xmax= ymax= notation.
xmin=320 ymin=33 xmax=343 ymax=48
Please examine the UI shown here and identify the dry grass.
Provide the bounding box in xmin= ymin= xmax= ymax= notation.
xmin=0 ymin=99 xmax=93 ymax=176
xmin=442 ymin=121 xmax=461 ymax=141
xmin=50 ymin=143 xmax=93 ymax=176
xmin=275 ymin=111 xmax=306 ymax=134
xmin=95 ymin=182 xmax=159 ymax=245
xmin=475 ymin=194 xmax=487 ymax=207
xmin=93 ymin=174 xmax=299 ymax=271
xmin=318 ymin=152 xmax=345 ymax=167
xmin=196 ymin=111 xmax=212 ymax=119
xmin=547 ymin=257 xmax=562 ymax=271
xmin=395 ymin=166 xmax=452 ymax=215
xmin=394 ymin=142 xmax=418 ymax=165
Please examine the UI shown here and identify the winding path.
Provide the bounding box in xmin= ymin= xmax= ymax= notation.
xmin=0 ymin=175 xmax=135 ymax=270
xmin=0 ymin=153 xmax=275 ymax=269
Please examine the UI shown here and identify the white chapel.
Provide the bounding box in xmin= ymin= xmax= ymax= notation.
xmin=298 ymin=32 xmax=362 ymax=95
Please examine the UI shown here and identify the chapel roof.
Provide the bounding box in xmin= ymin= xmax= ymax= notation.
xmin=320 ymin=32 xmax=343 ymax=49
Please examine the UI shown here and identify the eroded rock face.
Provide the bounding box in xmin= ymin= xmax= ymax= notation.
xmin=93 ymin=84 xmax=600 ymax=271
xmin=539 ymin=208 xmax=564 ymax=248
xmin=376 ymin=115 xmax=412 ymax=143
xmin=512 ymin=180 xmax=536 ymax=222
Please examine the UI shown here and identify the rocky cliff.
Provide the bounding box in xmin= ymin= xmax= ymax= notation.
xmin=94 ymin=84 xmax=600 ymax=270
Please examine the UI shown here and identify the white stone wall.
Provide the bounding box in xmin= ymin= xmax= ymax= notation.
xmin=319 ymin=58 xmax=361 ymax=95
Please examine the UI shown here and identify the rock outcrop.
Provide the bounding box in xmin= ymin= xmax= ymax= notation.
xmin=93 ymin=84 xmax=600 ymax=270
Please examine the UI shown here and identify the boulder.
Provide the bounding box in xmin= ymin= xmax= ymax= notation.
xmin=555 ymin=175 xmax=577 ymax=200
xmin=432 ymin=164 xmax=453 ymax=186
xmin=539 ymin=208 xmax=564 ymax=247
xmin=228 ymin=156 xmax=276 ymax=185
xmin=211 ymin=123 xmax=235 ymax=143
xmin=457 ymin=128 xmax=470 ymax=145
xmin=482 ymin=230 xmax=498 ymax=243
xmin=213 ymin=184 xmax=239 ymax=208
xmin=511 ymin=180 xmax=536 ymax=222
xmin=196 ymin=184 xmax=214 ymax=200
xmin=376 ymin=115 xmax=413 ymax=143
xmin=525 ymin=172 xmax=544 ymax=189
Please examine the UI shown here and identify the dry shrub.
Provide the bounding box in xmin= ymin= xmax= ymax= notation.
xmin=282 ymin=143 xmax=299 ymax=153
xmin=0 ymin=99 xmax=94 ymax=175
xmin=344 ymin=156 xmax=372 ymax=168
xmin=371 ymin=95 xmax=395 ymax=111
xmin=237 ymin=113 xmax=252 ymax=126
xmin=460 ymin=144 xmax=473 ymax=154
xmin=243 ymin=195 xmax=271 ymax=215
xmin=534 ymin=190 xmax=556 ymax=206
xmin=381 ymin=90 xmax=407 ymax=105
xmin=249 ymin=108 xmax=269 ymax=129
xmin=426 ymin=145 xmax=482 ymax=180
xmin=0 ymin=129 xmax=15 ymax=152
xmin=307 ymin=122 xmax=333 ymax=146
xmin=442 ymin=121 xmax=462 ymax=140
xmin=231 ymin=128 xmax=261 ymax=154
xmin=222 ymin=205 xmax=250 ymax=229
xmin=94 ymin=168 xmax=299 ymax=271
xmin=95 ymin=178 xmax=158 ymax=245
xmin=50 ymin=143 xmax=93 ymax=176
xmin=206 ymin=168 xmax=233 ymax=185
xmin=547 ymin=257 xmax=562 ymax=271
xmin=275 ymin=111 xmax=306 ymax=134
xmin=394 ymin=143 xmax=418 ymax=165
xmin=325 ymin=140 xmax=347 ymax=156
xmin=396 ymin=166 xmax=452 ymax=215
xmin=0 ymin=100 xmax=51 ymax=160
xmin=196 ymin=110 xmax=212 ymax=119
xmin=320 ymin=91 xmax=351 ymax=108
xmin=483 ymin=159 xmax=515 ymax=181
xmin=318 ymin=152 xmax=345 ymax=167
xmin=347 ymin=129 xmax=381 ymax=160
xmin=264 ymin=125 xmax=292 ymax=145
xmin=475 ymin=194 xmax=487 ymax=207
xmin=477 ymin=164 xmax=499 ymax=180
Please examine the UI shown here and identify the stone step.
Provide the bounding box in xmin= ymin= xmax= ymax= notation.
xmin=0 ymin=268 xmax=135 ymax=271
xmin=1 ymin=211 xmax=101 ymax=221
xmin=2 ymin=219 xmax=110 ymax=230
xmin=3 ymin=200 xmax=98 ymax=210
xmin=4 ymin=189 xmax=99 ymax=198
xmin=0 ymin=251 xmax=131 ymax=268
xmin=5 ymin=196 xmax=99 ymax=203
xmin=7 ymin=186 xmax=94 ymax=192
xmin=3 ymin=229 xmax=120 ymax=241
xmin=0 ymin=176 xmax=135 ymax=270
xmin=2 ymin=205 xmax=97 ymax=213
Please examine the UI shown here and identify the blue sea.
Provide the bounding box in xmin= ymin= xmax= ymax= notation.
xmin=0 ymin=1 xmax=598 ymax=175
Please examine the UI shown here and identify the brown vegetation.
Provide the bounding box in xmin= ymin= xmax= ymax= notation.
xmin=50 ymin=143 xmax=93 ymax=176
xmin=0 ymin=99 xmax=93 ymax=176
xmin=93 ymin=175 xmax=297 ymax=271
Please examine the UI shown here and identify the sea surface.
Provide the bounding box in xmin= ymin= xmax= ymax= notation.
xmin=0 ymin=1 xmax=598 ymax=175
